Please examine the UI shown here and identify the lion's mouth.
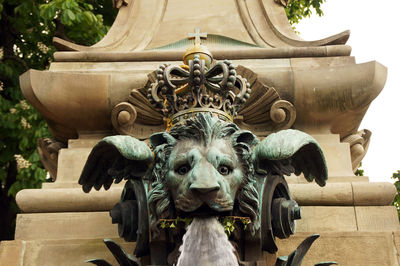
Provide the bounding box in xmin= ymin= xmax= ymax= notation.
xmin=177 ymin=203 xmax=232 ymax=218
xmin=175 ymin=191 xmax=234 ymax=216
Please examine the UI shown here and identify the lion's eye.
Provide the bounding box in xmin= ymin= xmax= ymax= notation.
xmin=176 ymin=164 xmax=190 ymax=175
xmin=218 ymin=165 xmax=231 ymax=175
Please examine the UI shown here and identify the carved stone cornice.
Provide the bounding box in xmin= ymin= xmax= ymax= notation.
xmin=20 ymin=60 xmax=387 ymax=143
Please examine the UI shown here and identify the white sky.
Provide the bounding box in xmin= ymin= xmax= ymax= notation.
xmin=296 ymin=0 xmax=400 ymax=183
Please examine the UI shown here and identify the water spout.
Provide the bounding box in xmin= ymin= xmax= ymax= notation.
xmin=177 ymin=217 xmax=239 ymax=266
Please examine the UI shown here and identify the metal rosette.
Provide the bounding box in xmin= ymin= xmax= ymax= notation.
xmin=109 ymin=179 xmax=150 ymax=257
xmin=260 ymin=175 xmax=301 ymax=253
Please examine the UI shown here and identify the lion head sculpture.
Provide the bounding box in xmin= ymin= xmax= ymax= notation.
xmin=147 ymin=113 xmax=260 ymax=233
xmin=78 ymin=112 xmax=327 ymax=261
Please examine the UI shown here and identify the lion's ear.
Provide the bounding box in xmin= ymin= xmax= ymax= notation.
xmin=149 ymin=132 xmax=177 ymax=149
xmin=231 ymin=130 xmax=259 ymax=146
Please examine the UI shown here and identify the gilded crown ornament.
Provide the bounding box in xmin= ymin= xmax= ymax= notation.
xmin=146 ymin=28 xmax=252 ymax=127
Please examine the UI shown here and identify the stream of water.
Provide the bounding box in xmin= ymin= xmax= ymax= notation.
xmin=176 ymin=217 xmax=239 ymax=266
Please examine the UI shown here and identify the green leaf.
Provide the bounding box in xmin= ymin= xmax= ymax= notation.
xmin=65 ymin=9 xmax=76 ymax=21
xmin=40 ymin=4 xmax=57 ymax=21
xmin=84 ymin=3 xmax=94 ymax=11
xmin=62 ymin=0 xmax=70 ymax=9
xmin=83 ymin=10 xmax=94 ymax=24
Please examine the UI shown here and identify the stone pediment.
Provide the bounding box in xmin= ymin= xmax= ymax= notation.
xmin=53 ymin=0 xmax=349 ymax=59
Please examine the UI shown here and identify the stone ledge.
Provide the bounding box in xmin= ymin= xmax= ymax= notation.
xmin=16 ymin=182 xmax=396 ymax=213
xmin=355 ymin=206 xmax=400 ymax=232
xmin=276 ymin=231 xmax=399 ymax=266
xmin=53 ymin=46 xmax=352 ymax=62
xmin=0 ymin=238 xmax=135 ymax=266
xmin=15 ymin=207 xmax=399 ymax=241
xmin=16 ymin=187 xmax=122 ymax=213
xmin=296 ymin=206 xmax=357 ymax=232
xmin=291 ymin=182 xmax=396 ymax=206
xmin=15 ymin=212 xmax=118 ymax=240
xmin=2 ymin=232 xmax=399 ymax=265
xmin=297 ymin=206 xmax=400 ymax=233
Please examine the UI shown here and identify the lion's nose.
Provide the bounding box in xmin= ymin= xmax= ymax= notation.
xmin=189 ymin=184 xmax=220 ymax=194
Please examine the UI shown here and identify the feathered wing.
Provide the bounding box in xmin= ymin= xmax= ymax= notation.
xmin=252 ymin=129 xmax=327 ymax=187
xmin=79 ymin=135 xmax=153 ymax=193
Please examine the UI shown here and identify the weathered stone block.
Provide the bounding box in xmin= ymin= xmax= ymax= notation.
xmin=312 ymin=134 xmax=354 ymax=177
xmin=20 ymin=239 xmax=134 ymax=266
xmin=56 ymin=148 xmax=92 ymax=183
xmin=353 ymin=182 xmax=396 ymax=206
xmin=296 ymin=206 xmax=357 ymax=232
xmin=276 ymin=232 xmax=399 ymax=266
xmin=15 ymin=212 xmax=118 ymax=240
xmin=290 ymin=56 xmax=356 ymax=69
xmin=0 ymin=240 xmax=24 ymax=266
xmin=355 ymin=206 xmax=400 ymax=232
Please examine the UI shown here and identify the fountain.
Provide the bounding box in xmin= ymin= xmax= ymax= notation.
xmin=1 ymin=1 xmax=397 ymax=265
xmin=176 ymin=217 xmax=238 ymax=266
xmin=76 ymin=48 xmax=331 ymax=264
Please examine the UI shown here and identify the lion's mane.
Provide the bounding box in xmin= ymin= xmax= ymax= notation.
xmin=148 ymin=113 xmax=260 ymax=236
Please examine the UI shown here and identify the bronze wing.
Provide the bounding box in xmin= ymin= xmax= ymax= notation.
xmin=79 ymin=135 xmax=153 ymax=193
xmin=252 ymin=129 xmax=327 ymax=187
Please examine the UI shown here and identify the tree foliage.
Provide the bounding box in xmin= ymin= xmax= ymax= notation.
xmin=392 ymin=170 xmax=400 ymax=219
xmin=285 ymin=0 xmax=326 ymax=25
xmin=0 ymin=0 xmax=116 ymax=240
xmin=0 ymin=0 xmax=326 ymax=240
xmin=355 ymin=162 xmax=364 ymax=176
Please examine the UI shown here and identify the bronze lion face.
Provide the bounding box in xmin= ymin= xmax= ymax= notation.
xmin=148 ymin=113 xmax=260 ymax=232
xmin=166 ymin=137 xmax=243 ymax=215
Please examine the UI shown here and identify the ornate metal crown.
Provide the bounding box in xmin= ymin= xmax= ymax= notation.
xmin=146 ymin=29 xmax=251 ymax=127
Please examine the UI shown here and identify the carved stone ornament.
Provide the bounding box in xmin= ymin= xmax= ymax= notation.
xmin=112 ymin=0 xmax=128 ymax=9
xmin=110 ymin=89 xmax=165 ymax=139
xmin=111 ymin=64 xmax=296 ymax=139
xmin=235 ymin=66 xmax=296 ymax=135
xmin=37 ymin=138 xmax=66 ymax=181
xmin=341 ymin=129 xmax=371 ymax=172
xmin=274 ymin=0 xmax=290 ymax=7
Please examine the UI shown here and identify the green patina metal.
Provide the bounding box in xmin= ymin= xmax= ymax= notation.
xmin=79 ymin=112 xmax=330 ymax=265
xmin=253 ymin=129 xmax=328 ymax=187
xmin=101 ymin=135 xmax=153 ymax=162
xmin=147 ymin=113 xmax=260 ymax=235
xmin=149 ymin=34 xmax=259 ymax=51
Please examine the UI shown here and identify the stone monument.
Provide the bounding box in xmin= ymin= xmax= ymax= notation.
xmin=0 ymin=0 xmax=398 ymax=265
